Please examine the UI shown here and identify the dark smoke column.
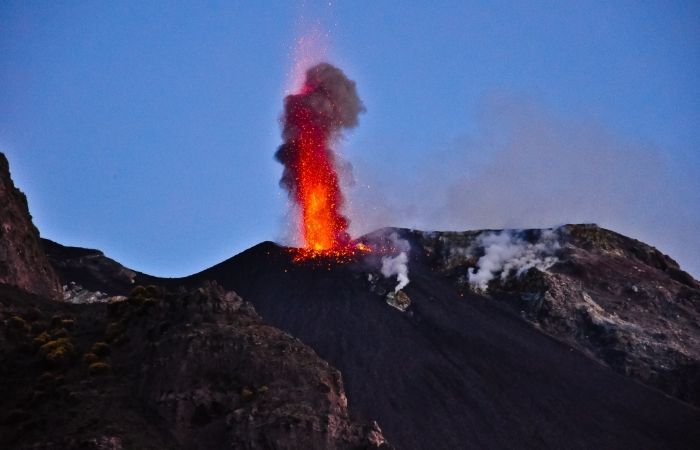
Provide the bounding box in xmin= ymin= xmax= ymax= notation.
xmin=276 ymin=63 xmax=365 ymax=252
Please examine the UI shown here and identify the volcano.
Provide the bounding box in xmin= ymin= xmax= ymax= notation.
xmin=32 ymin=227 xmax=700 ymax=449
xmin=2 ymin=151 xmax=700 ymax=449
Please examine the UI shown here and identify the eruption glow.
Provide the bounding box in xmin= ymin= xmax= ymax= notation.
xmin=276 ymin=63 xmax=366 ymax=260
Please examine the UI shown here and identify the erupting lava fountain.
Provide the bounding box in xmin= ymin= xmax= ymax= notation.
xmin=275 ymin=63 xmax=369 ymax=260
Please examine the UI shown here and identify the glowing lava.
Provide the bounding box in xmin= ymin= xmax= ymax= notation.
xmin=276 ymin=63 xmax=365 ymax=259
xmin=295 ymin=106 xmax=347 ymax=251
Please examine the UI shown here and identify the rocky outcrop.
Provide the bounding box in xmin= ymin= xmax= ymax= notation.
xmin=0 ymin=153 xmax=61 ymax=300
xmin=0 ymin=283 xmax=389 ymax=449
xmin=41 ymin=238 xmax=138 ymax=296
xmin=516 ymin=225 xmax=700 ymax=406
xmin=419 ymin=224 xmax=700 ymax=406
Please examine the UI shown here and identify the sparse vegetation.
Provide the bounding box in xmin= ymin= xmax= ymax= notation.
xmin=8 ymin=315 xmax=30 ymax=332
xmin=37 ymin=372 xmax=56 ymax=387
xmin=33 ymin=331 xmax=51 ymax=348
xmin=50 ymin=327 xmax=69 ymax=338
xmin=130 ymin=285 xmax=147 ymax=298
xmin=30 ymin=321 xmax=47 ymax=334
xmin=144 ymin=285 xmax=161 ymax=298
xmin=105 ymin=321 xmax=125 ymax=343
xmin=241 ymin=387 xmax=254 ymax=400
xmin=88 ymin=362 xmax=111 ymax=376
xmin=38 ymin=338 xmax=75 ymax=365
xmin=107 ymin=296 xmax=128 ymax=317
xmin=83 ymin=352 xmax=99 ymax=365
xmin=91 ymin=341 xmax=110 ymax=357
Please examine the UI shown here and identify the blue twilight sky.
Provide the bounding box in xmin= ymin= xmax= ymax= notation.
xmin=1 ymin=1 xmax=699 ymax=277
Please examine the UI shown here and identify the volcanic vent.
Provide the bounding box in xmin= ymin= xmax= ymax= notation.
xmin=275 ymin=63 xmax=366 ymax=260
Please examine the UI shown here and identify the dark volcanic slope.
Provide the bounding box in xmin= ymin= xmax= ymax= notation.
xmin=0 ymin=283 xmax=389 ymax=449
xmin=153 ymin=238 xmax=700 ymax=450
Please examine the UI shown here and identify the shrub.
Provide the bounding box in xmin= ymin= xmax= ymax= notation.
xmin=33 ymin=331 xmax=51 ymax=348
xmin=88 ymin=362 xmax=111 ymax=376
xmin=8 ymin=315 xmax=30 ymax=332
xmin=104 ymin=322 xmax=125 ymax=342
xmin=127 ymin=295 xmax=144 ymax=307
xmin=38 ymin=338 xmax=75 ymax=365
xmin=83 ymin=352 xmax=99 ymax=365
xmin=91 ymin=341 xmax=111 ymax=357
xmin=26 ymin=307 xmax=43 ymax=322
xmin=49 ymin=315 xmax=63 ymax=328
xmin=241 ymin=387 xmax=254 ymax=400
xmin=107 ymin=296 xmax=128 ymax=317
xmin=30 ymin=321 xmax=47 ymax=334
xmin=130 ymin=285 xmax=147 ymax=298
xmin=50 ymin=328 xmax=69 ymax=338
xmin=37 ymin=372 xmax=56 ymax=386
xmin=144 ymin=285 xmax=161 ymax=298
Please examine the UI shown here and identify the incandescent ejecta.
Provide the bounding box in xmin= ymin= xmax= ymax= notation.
xmin=275 ymin=63 xmax=365 ymax=254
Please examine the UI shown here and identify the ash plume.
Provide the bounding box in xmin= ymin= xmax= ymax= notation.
xmin=275 ymin=63 xmax=365 ymax=249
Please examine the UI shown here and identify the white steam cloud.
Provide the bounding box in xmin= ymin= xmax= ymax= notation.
xmin=379 ymin=232 xmax=411 ymax=292
xmin=381 ymin=252 xmax=409 ymax=292
xmin=346 ymin=95 xmax=700 ymax=278
xmin=467 ymin=229 xmax=560 ymax=291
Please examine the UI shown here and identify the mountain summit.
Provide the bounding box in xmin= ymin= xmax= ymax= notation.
xmin=1 ymin=152 xmax=699 ymax=449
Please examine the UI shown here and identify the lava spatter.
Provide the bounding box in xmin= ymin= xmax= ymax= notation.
xmin=275 ymin=63 xmax=365 ymax=260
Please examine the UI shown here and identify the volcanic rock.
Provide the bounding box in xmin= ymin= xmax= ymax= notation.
xmin=385 ymin=290 xmax=410 ymax=312
xmin=123 ymin=231 xmax=695 ymax=450
xmin=0 ymin=153 xmax=61 ymax=300
xmin=1 ymin=151 xmax=389 ymax=448
xmin=8 ymin=143 xmax=699 ymax=449
xmin=42 ymin=239 xmax=138 ymax=296
xmin=35 ymin=225 xmax=700 ymax=449
xmin=0 ymin=282 xmax=389 ymax=449
xmin=420 ymin=224 xmax=700 ymax=406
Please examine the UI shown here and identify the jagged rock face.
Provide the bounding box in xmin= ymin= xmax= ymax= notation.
xmin=0 ymin=283 xmax=389 ymax=449
xmin=0 ymin=153 xmax=61 ymax=300
xmin=419 ymin=224 xmax=700 ymax=406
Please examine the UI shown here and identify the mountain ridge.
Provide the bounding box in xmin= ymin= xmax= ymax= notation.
xmin=39 ymin=224 xmax=700 ymax=449
xmin=3 ymin=151 xmax=699 ymax=449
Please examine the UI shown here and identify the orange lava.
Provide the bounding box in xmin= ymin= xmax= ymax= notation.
xmin=295 ymin=113 xmax=346 ymax=252
xmin=277 ymin=62 xmax=365 ymax=262
xmin=283 ymin=80 xmax=356 ymax=259
xmin=289 ymin=244 xmax=372 ymax=264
